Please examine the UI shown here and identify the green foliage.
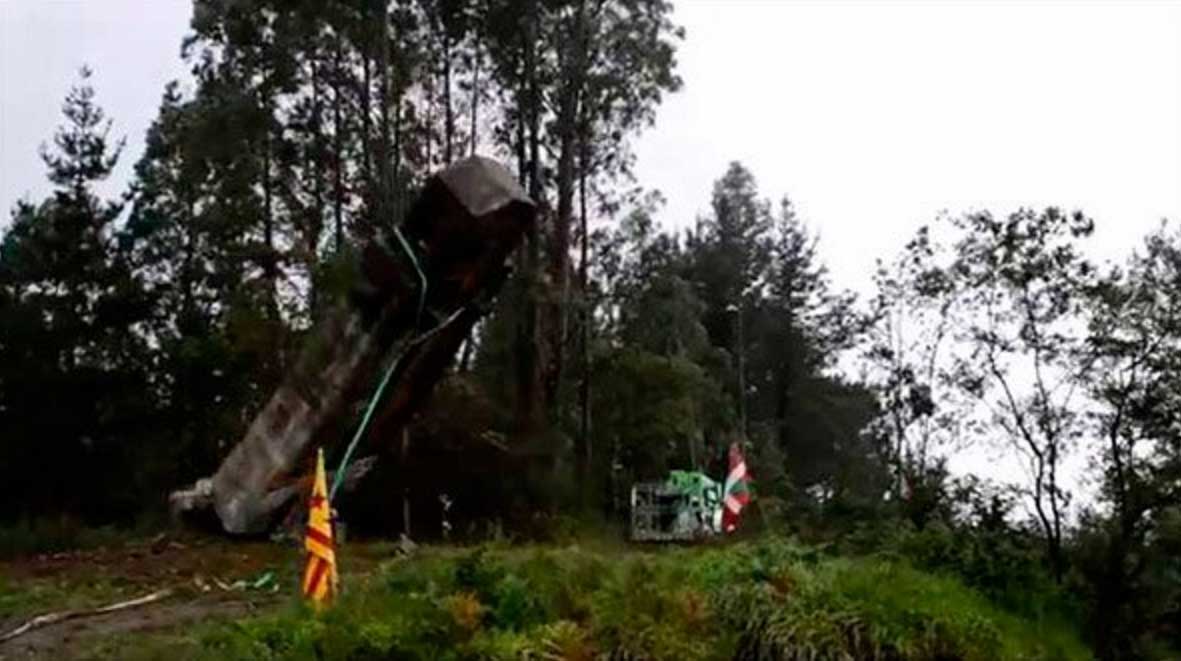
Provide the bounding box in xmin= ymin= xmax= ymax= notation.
xmin=588 ymin=163 xmax=886 ymax=515
xmin=1075 ymin=224 xmax=1181 ymax=659
xmin=451 ymin=546 xmax=505 ymax=602
xmin=0 ymin=68 xmax=157 ymax=523
xmin=592 ymin=348 xmax=732 ymax=481
xmin=0 ymin=563 xmax=136 ymax=623
xmin=103 ymin=539 xmax=1091 ymax=661
xmin=885 ymin=522 xmax=1076 ymax=625
xmin=5 ymin=2 xmax=1179 ymax=658
xmin=0 ymin=518 xmax=126 ymax=561
xmin=1071 ymin=507 xmax=1181 ymax=660
xmin=862 ymin=212 xmax=1181 ymax=658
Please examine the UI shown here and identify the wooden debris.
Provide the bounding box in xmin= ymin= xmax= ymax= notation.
xmin=150 ymin=533 xmax=169 ymax=554
xmin=0 ymin=589 xmax=174 ymax=644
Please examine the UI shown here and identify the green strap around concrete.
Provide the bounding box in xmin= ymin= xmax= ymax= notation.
xmin=329 ymin=225 xmax=428 ymax=501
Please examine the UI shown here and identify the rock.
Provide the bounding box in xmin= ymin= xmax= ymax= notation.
xmin=149 ymin=534 xmax=169 ymax=555
xmin=395 ymin=533 xmax=418 ymax=556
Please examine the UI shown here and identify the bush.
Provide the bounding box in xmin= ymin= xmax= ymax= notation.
xmin=886 ymin=522 xmax=1080 ymax=624
xmin=120 ymin=537 xmax=1091 ymax=660
xmin=0 ymin=518 xmax=128 ymax=559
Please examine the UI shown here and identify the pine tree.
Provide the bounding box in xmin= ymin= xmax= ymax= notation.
xmin=0 ymin=68 xmax=154 ymax=521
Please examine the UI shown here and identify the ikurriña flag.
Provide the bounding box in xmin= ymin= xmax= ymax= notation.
xmin=722 ymin=442 xmax=752 ymax=533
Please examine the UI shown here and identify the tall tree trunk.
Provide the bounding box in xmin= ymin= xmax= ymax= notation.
xmin=510 ymin=67 xmax=530 ymax=424
xmin=1094 ymin=417 xmax=1133 ymax=658
xmin=774 ymin=306 xmax=794 ymax=458
xmin=1048 ymin=445 xmax=1065 ymax=583
xmin=392 ymin=16 xmax=403 ymax=222
xmin=377 ymin=3 xmax=392 ymax=227
xmin=577 ymin=134 xmax=592 ymax=498
xmin=454 ymin=39 xmax=481 ymax=369
xmin=261 ymin=99 xmax=277 ymax=320
xmin=359 ymin=44 xmax=375 ymax=237
xmin=443 ymin=33 xmax=454 ymax=164
xmin=544 ymin=4 xmax=587 ymax=419
xmin=332 ymin=42 xmax=345 ymax=252
xmin=183 ymin=199 xmax=197 ymax=320
xmin=459 ymin=320 xmax=477 ymax=371
xmin=469 ymin=40 xmax=480 ymax=156
xmin=401 ymin=427 xmax=411 ymax=538
xmin=548 ymin=90 xmax=577 ymax=414
xmin=737 ymin=301 xmax=747 ymax=437
xmin=425 ymin=71 xmax=434 ymax=170
xmin=514 ymin=19 xmax=543 ymax=435
xmin=309 ymin=53 xmax=325 ymax=312
xmin=361 ymin=54 xmax=373 ymax=178
xmin=515 ymin=80 xmax=526 ymax=185
xmin=392 ymin=95 xmax=402 ymax=221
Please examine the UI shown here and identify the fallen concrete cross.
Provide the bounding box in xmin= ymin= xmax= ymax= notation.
xmin=170 ymin=156 xmax=535 ymax=534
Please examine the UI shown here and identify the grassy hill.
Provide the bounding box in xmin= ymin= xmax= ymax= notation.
xmin=73 ymin=536 xmax=1090 ymax=661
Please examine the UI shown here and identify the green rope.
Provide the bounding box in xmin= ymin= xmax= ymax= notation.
xmin=330 ymin=347 xmax=403 ymax=500
xmin=330 ymin=225 xmax=428 ymax=500
xmin=394 ymin=225 xmax=428 ymax=328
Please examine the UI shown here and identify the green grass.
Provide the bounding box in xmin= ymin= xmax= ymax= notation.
xmin=0 ymin=519 xmax=129 ymax=560
xmin=0 ymin=571 xmax=144 ymax=622
xmin=82 ymin=537 xmax=1093 ymax=660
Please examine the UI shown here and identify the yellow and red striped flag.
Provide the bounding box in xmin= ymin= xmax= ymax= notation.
xmin=302 ymin=448 xmax=338 ymax=609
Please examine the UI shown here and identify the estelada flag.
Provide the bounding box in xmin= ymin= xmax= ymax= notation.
xmin=302 ymin=448 xmax=338 ymax=609
xmin=722 ymin=442 xmax=752 ymax=533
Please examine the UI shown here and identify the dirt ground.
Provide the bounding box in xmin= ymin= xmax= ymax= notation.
xmin=0 ymin=533 xmax=342 ymax=660
xmin=0 ymin=597 xmax=258 ymax=660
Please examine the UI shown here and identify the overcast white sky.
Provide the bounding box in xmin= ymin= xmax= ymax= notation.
xmin=2 ymin=1 xmax=1180 ymax=500
xmin=3 ymin=0 xmax=1179 ymax=293
xmin=1 ymin=1 xmax=191 ymax=213
xmin=632 ymin=1 xmax=1181 ymax=295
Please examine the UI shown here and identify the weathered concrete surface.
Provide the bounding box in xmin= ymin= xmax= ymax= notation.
xmin=172 ymin=156 xmax=534 ymax=534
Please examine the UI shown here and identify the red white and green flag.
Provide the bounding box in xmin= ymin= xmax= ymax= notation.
xmin=721 ymin=442 xmax=752 ymax=533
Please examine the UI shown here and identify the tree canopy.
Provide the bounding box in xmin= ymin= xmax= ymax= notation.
xmin=2 ymin=3 xmax=1180 ymax=657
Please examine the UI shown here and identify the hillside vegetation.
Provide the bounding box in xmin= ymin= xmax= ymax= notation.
xmin=81 ymin=537 xmax=1089 ymax=661
xmin=3 ymin=2 xmax=1180 ymax=658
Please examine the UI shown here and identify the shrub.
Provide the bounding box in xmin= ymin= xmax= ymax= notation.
xmin=121 ymin=538 xmax=1091 ymax=661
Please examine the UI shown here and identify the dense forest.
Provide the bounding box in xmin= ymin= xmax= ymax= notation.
xmin=1 ymin=1 xmax=1179 ymax=658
